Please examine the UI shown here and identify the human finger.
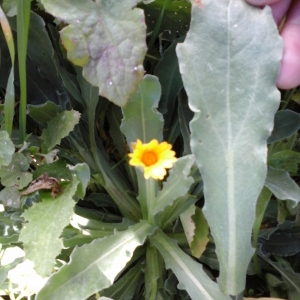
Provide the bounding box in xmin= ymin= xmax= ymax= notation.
xmin=246 ymin=0 xmax=291 ymax=24
xmin=246 ymin=0 xmax=281 ymax=5
xmin=276 ymin=0 xmax=300 ymax=89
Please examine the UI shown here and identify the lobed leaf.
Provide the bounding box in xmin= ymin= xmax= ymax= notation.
xmin=40 ymin=110 xmax=81 ymax=153
xmin=19 ymin=178 xmax=79 ymax=277
xmin=121 ymin=74 xmax=164 ymax=145
xmin=0 ymin=152 xmax=32 ymax=189
xmin=36 ymin=220 xmax=156 ymax=300
xmin=68 ymin=163 xmax=90 ymax=200
xmin=40 ymin=0 xmax=146 ymax=107
xmin=191 ymin=206 xmax=210 ymax=258
xmin=152 ymin=155 xmax=194 ymax=215
xmin=0 ymin=131 xmax=14 ymax=167
xmin=176 ymin=0 xmax=282 ymax=294
xmin=0 ymin=187 xmax=20 ymax=209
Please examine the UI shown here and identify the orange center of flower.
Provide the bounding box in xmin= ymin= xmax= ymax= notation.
xmin=142 ymin=151 xmax=158 ymax=166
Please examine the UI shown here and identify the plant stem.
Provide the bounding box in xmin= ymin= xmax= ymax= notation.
xmin=146 ymin=177 xmax=157 ymax=224
xmin=0 ymin=7 xmax=15 ymax=137
xmin=17 ymin=0 xmax=31 ymax=143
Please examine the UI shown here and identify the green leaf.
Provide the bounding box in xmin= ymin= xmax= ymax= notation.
xmin=139 ymin=0 xmax=191 ymax=41
xmin=145 ymin=244 xmax=164 ymax=300
xmin=268 ymin=150 xmax=300 ymax=174
xmin=268 ymin=110 xmax=300 ymax=144
xmin=0 ymin=131 xmax=15 ymax=167
xmin=120 ymin=75 xmax=164 ymax=222
xmin=0 ymin=6 xmax=15 ymax=137
xmin=0 ymin=212 xmax=21 ymax=243
xmin=40 ymin=0 xmax=146 ymax=107
xmin=68 ymin=163 xmax=90 ymax=200
xmin=36 ymin=221 xmax=156 ymax=300
xmin=101 ymin=263 xmax=143 ymax=300
xmin=0 ymin=152 xmax=32 ymax=188
xmin=33 ymin=159 xmax=72 ymax=180
xmin=259 ymin=226 xmax=300 ymax=257
xmin=152 ymin=155 xmax=194 ymax=215
xmin=191 ymin=206 xmax=210 ymax=258
xmin=252 ymin=186 xmax=272 ymax=276
xmin=28 ymin=102 xmax=62 ymax=126
xmin=3 ymin=0 xmax=17 ymax=16
xmin=121 ymin=75 xmax=164 ymax=145
xmin=263 ymin=256 xmax=300 ymax=300
xmin=180 ymin=204 xmax=200 ymax=254
xmin=176 ymin=0 xmax=282 ymax=294
xmin=5 ymin=11 xmax=68 ymax=107
xmin=161 ymin=194 xmax=196 ymax=229
xmin=19 ymin=178 xmax=79 ymax=277
xmin=41 ymin=110 xmax=81 ymax=152
xmin=269 ymin=133 xmax=297 ymax=155
xmin=76 ymin=66 xmax=99 ymax=113
xmin=178 ymin=90 xmax=193 ymax=155
xmin=150 ymin=230 xmax=231 ymax=300
xmin=107 ymin=105 xmax=137 ymax=189
xmin=71 ymin=212 xmax=131 ymax=232
xmin=265 ymin=167 xmax=300 ymax=203
xmin=154 ymin=38 xmax=183 ymax=119
xmin=0 ymin=187 xmax=20 ymax=209
xmin=58 ymin=67 xmax=85 ymax=106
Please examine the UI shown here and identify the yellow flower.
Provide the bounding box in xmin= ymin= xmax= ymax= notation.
xmin=128 ymin=139 xmax=177 ymax=180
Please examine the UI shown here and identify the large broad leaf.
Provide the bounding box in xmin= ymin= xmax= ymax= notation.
xmin=176 ymin=0 xmax=283 ymax=295
xmin=40 ymin=0 xmax=146 ymax=107
xmin=0 ymin=131 xmax=14 ymax=167
xmin=36 ymin=221 xmax=156 ymax=300
xmin=19 ymin=178 xmax=79 ymax=277
xmin=150 ymin=230 xmax=231 ymax=300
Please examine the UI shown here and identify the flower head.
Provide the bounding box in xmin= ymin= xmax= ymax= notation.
xmin=128 ymin=139 xmax=177 ymax=180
